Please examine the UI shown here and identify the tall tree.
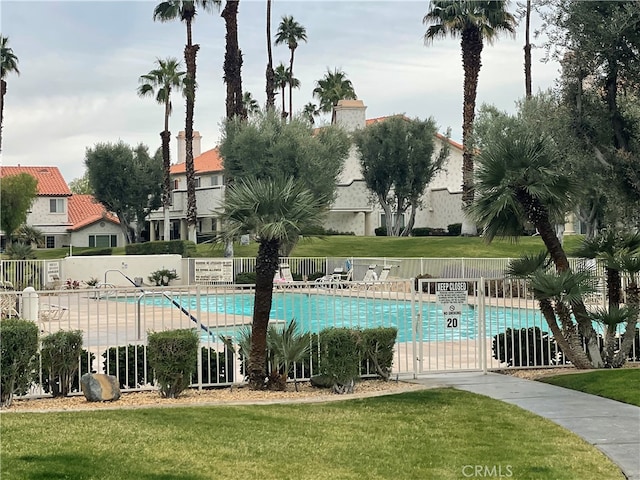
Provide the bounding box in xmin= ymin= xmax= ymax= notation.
xmin=68 ymin=173 xmax=94 ymax=195
xmin=520 ymin=0 xmax=532 ymax=98
xmin=137 ymin=57 xmax=186 ymax=241
xmin=274 ymin=62 xmax=289 ymax=118
xmin=0 ymin=173 xmax=37 ymax=246
xmin=302 ymin=102 xmax=320 ymax=125
xmin=217 ymin=177 xmax=328 ymax=389
xmin=275 ymin=15 xmax=307 ymax=122
xmin=312 ymin=68 xmax=357 ymax=123
xmin=264 ymin=0 xmax=276 ymax=109
xmin=222 ymin=0 xmax=246 ymax=120
xmin=353 ymin=116 xmax=450 ymax=236
xmin=153 ymin=0 xmax=219 ymax=242
xmin=242 ymin=91 xmax=260 ymax=116
xmin=85 ymin=141 xmax=162 ymax=244
xmin=423 ymin=0 xmax=516 ymax=236
xmin=0 ymin=35 xmax=20 ymax=153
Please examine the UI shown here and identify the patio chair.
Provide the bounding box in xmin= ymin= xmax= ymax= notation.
xmin=378 ymin=266 xmax=392 ymax=281
xmin=274 ymin=264 xmax=295 ymax=289
xmin=39 ymin=303 xmax=68 ymax=322
xmin=0 ymin=292 xmax=19 ymax=318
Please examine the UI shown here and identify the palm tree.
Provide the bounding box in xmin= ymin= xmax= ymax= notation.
xmin=423 ymin=0 xmax=516 ymax=236
xmin=312 ymin=68 xmax=357 ymax=123
xmin=302 ymin=102 xmax=320 ymax=125
xmin=137 ymin=57 xmax=186 ymax=241
xmin=265 ymin=0 xmax=276 ymax=109
xmin=274 ymin=62 xmax=289 ymax=118
xmin=217 ymin=176 xmax=328 ymax=389
xmin=523 ymin=0 xmax=532 ymax=98
xmin=153 ymin=0 xmax=219 ymax=242
xmin=242 ymin=91 xmax=260 ymax=116
xmin=1 ymin=35 xmax=20 ymax=153
xmin=222 ymin=0 xmax=246 ymax=120
xmin=471 ymin=129 xmax=604 ymax=367
xmin=275 ymin=15 xmax=307 ymax=122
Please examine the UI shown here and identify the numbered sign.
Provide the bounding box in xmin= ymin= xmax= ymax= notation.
xmin=436 ymin=282 xmax=468 ymax=329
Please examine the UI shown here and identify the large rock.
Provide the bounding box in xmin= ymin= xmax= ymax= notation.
xmin=81 ymin=373 xmax=121 ymax=402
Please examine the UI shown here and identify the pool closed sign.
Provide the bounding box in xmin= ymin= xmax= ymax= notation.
xmin=435 ymin=282 xmax=468 ymax=328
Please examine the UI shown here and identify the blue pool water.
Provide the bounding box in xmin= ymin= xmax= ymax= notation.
xmin=132 ymin=292 xmax=546 ymax=343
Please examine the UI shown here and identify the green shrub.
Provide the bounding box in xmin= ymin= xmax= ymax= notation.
xmin=235 ymin=272 xmax=256 ymax=284
xmin=447 ymin=223 xmax=462 ymax=236
xmin=0 ymin=319 xmax=39 ymax=407
xmin=75 ymin=247 xmax=112 ymax=256
xmin=374 ymin=227 xmax=387 ymax=236
xmin=42 ymin=349 xmax=94 ymax=394
xmin=266 ymin=319 xmax=311 ymax=391
xmin=492 ymin=327 xmax=558 ymax=367
xmin=359 ymin=327 xmax=398 ymax=380
xmin=41 ymin=330 xmax=84 ymax=397
xmin=148 ymin=268 xmax=179 ymax=286
xmin=194 ymin=345 xmax=235 ymax=384
xmin=414 ymin=273 xmax=436 ymax=293
xmin=148 ymin=329 xmax=199 ymax=398
xmin=126 ymin=240 xmax=196 ymax=257
xmin=103 ymin=344 xmax=152 ymax=388
xmin=411 ymin=227 xmax=432 ymax=237
xmin=318 ymin=328 xmax=360 ymax=394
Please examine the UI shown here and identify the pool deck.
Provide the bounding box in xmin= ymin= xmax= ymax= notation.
xmin=408 ymin=372 xmax=640 ymax=480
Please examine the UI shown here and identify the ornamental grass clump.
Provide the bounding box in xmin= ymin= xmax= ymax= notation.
xmin=148 ymin=329 xmax=198 ymax=398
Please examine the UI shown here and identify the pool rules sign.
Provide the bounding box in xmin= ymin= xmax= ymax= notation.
xmin=435 ymin=282 xmax=468 ymax=328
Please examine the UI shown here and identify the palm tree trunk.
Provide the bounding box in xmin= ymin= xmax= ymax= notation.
xmin=288 ymin=47 xmax=295 ymax=122
xmin=160 ymin=129 xmax=172 ymax=241
xmin=539 ymin=299 xmax=592 ymax=368
xmin=612 ymin=280 xmax=639 ymax=367
xmin=265 ymin=0 xmax=275 ymax=109
xmin=281 ymin=84 xmax=286 ymax=117
xmin=222 ymin=0 xmax=246 ymax=119
xmin=460 ymin=28 xmax=482 ymax=236
xmin=524 ymin=0 xmax=532 ymax=99
xmin=0 ymin=79 xmax=6 ymax=153
xmin=184 ymin=36 xmax=200 ymax=243
xmin=249 ymin=238 xmax=280 ymax=389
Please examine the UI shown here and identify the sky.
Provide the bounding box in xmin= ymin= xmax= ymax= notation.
xmin=1 ymin=1 xmax=562 ymax=184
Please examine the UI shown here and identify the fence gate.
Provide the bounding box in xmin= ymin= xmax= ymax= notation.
xmin=415 ymin=278 xmax=487 ymax=373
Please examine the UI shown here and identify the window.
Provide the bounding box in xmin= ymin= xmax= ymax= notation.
xmin=89 ymin=235 xmax=117 ymax=248
xmin=173 ymin=179 xmax=179 ymax=190
xmin=211 ymin=175 xmax=219 ymax=186
xmin=46 ymin=236 xmax=55 ymax=249
xmin=194 ymin=177 xmax=201 ymax=188
xmin=50 ymin=198 xmax=65 ymax=213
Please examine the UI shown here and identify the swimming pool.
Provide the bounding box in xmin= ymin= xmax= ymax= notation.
xmin=132 ymin=292 xmax=546 ymax=343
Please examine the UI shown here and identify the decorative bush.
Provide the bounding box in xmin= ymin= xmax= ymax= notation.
xmin=148 ymin=329 xmax=199 ymax=398
xmin=43 ymin=349 xmax=94 ymax=394
xmin=148 ymin=268 xmax=179 ymax=286
xmin=359 ymin=327 xmax=398 ymax=380
xmin=192 ymin=345 xmax=235 ymax=385
xmin=103 ymin=344 xmax=152 ymax=388
xmin=125 ymin=240 xmax=196 ymax=257
xmin=414 ymin=273 xmax=436 ymax=293
xmin=318 ymin=328 xmax=360 ymax=394
xmin=492 ymin=327 xmax=558 ymax=367
xmin=266 ymin=319 xmax=311 ymax=391
xmin=411 ymin=227 xmax=432 ymax=237
xmin=374 ymin=227 xmax=387 ymax=236
xmin=41 ymin=330 xmax=84 ymax=397
xmin=447 ymin=223 xmax=462 ymax=236
xmin=235 ymin=272 xmax=256 ymax=284
xmin=0 ymin=319 xmax=39 ymax=407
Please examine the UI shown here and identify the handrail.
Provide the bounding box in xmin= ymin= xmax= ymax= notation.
xmin=104 ymin=269 xmax=139 ymax=287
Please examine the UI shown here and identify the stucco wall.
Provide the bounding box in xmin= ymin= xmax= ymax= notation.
xmin=62 ymin=254 xmax=183 ymax=287
xmin=70 ymin=221 xmax=125 ymax=248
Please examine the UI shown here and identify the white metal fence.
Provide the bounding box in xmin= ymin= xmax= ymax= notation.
xmin=2 ymin=276 xmax=637 ymax=398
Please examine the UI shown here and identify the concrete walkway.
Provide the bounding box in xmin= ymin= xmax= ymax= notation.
xmin=409 ymin=372 xmax=640 ymax=480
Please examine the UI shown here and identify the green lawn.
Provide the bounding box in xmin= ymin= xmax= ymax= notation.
xmin=0 ymin=389 xmax=623 ymax=480
xmin=539 ymin=369 xmax=640 ymax=406
xmin=33 ymin=235 xmax=585 ymax=260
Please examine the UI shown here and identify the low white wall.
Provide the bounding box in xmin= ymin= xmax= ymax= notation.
xmin=62 ymin=255 xmax=183 ymax=287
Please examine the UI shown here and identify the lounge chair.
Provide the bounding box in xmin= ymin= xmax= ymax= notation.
xmin=39 ymin=303 xmax=68 ymax=322
xmin=0 ymin=292 xmax=19 ymax=318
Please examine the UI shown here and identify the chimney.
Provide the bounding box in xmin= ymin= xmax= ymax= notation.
xmin=176 ymin=131 xmax=202 ymax=164
xmin=332 ymin=100 xmax=366 ymax=132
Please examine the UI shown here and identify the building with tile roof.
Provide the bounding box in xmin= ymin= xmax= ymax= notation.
xmin=0 ymin=166 xmax=124 ymax=249
xmin=148 ymin=99 xmax=466 ymax=241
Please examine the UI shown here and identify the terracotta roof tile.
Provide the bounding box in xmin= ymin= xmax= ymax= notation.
xmin=170 ymin=148 xmax=223 ymax=175
xmin=67 ymin=194 xmax=119 ymax=231
xmin=0 ymin=166 xmax=72 ymax=196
